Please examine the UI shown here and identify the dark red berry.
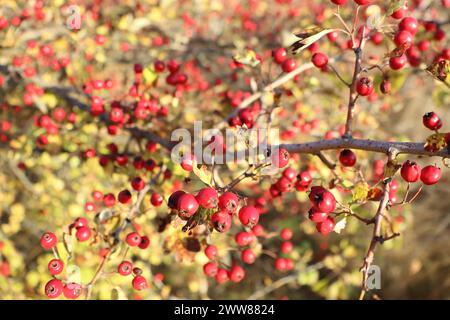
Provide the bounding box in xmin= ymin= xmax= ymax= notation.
xmin=339 ymin=149 xmax=357 ymax=167
xmin=177 ymin=193 xmax=199 ymax=218
xmin=356 ymin=77 xmax=374 ymax=96
xmin=423 ymin=112 xmax=442 ymax=131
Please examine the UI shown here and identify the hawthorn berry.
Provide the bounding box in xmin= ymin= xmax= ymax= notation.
xmin=280 ymin=228 xmax=293 ymax=241
xmin=339 ymin=149 xmax=357 ymax=167
xmin=132 ymin=275 xmax=148 ymax=290
xmin=74 ymin=217 xmax=88 ymax=229
xmin=204 ymin=245 xmax=218 ymax=260
xmin=309 ymin=188 xmax=336 ymax=213
xmin=126 ymin=232 xmax=142 ymax=247
xmin=354 ymin=0 xmax=370 ymax=5
xmin=150 ymin=192 xmax=164 ymax=207
xmin=118 ymin=189 xmax=132 ymax=204
xmin=177 ymin=193 xmax=199 ymax=218
xmin=211 ymin=211 xmax=232 ymax=232
xmin=282 ymin=58 xmax=296 ymax=73
xmin=75 ymin=226 xmax=92 ymax=242
xmin=168 ymin=190 xmax=186 ymax=209
xmin=316 ymin=217 xmax=335 ymax=235
xmin=308 ymin=208 xmax=329 ymax=223
xmin=45 ymin=279 xmax=63 ymax=299
xmin=241 ymin=249 xmax=256 ymax=264
xmin=215 ymin=268 xmax=229 ymax=284
xmin=196 ymin=187 xmax=218 ymax=209
xmin=40 ymin=232 xmax=57 ymax=250
xmin=282 ymin=167 xmax=297 ymax=182
xmin=238 ymin=206 xmax=260 ymax=227
xmin=312 ymin=52 xmax=328 ymax=68
xmin=131 ymin=177 xmax=145 ymax=191
xmin=275 ymin=258 xmax=287 ymax=271
xmin=235 ymin=231 xmax=255 ymax=246
xmin=63 ymin=282 xmax=82 ymax=299
xmin=203 ymin=262 xmax=218 ymax=277
xmin=138 ymin=236 xmax=151 ymax=249
xmin=356 ymin=77 xmax=374 ymax=96
xmin=218 ymin=192 xmax=239 ymax=214
xmin=400 ymin=160 xmax=422 ymax=183
xmin=420 ymin=165 xmax=442 ymax=185
xmin=118 ymin=261 xmax=133 ymax=276
xmin=399 ymin=17 xmax=419 ymax=35
xmin=394 ymin=30 xmax=413 ymax=48
xmin=389 ymin=55 xmax=407 ymax=70
xmin=84 ymin=202 xmax=96 ymax=212
xmin=423 ymin=112 xmax=442 ymax=131
xmin=281 ymin=241 xmax=293 ymax=254
xmin=228 ymin=265 xmax=245 ymax=283
xmin=48 ymin=259 xmax=64 ymax=276
xmin=103 ymin=193 xmax=116 ymax=207
xmin=180 ymin=153 xmax=195 ymax=171
xmin=273 ymin=47 xmax=287 ymax=64
xmin=271 ymin=148 xmax=290 ymax=168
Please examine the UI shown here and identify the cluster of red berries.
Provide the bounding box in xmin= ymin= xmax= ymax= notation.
xmin=307 ymin=186 xmax=337 ymax=235
xmin=202 ymin=245 xmax=246 ymax=283
xmin=274 ymin=228 xmax=294 ymax=272
xmin=401 ymin=160 xmax=441 ymax=186
xmin=117 ymin=261 xmax=149 ymax=290
xmin=269 ymin=167 xmax=313 ymax=197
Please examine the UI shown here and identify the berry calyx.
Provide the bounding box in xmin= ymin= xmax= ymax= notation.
xmin=218 ymin=192 xmax=239 ymax=214
xmin=132 ymin=275 xmax=148 ymax=290
xmin=48 ymin=259 xmax=64 ymax=276
xmin=40 ymin=232 xmax=57 ymax=250
xmin=356 ymin=77 xmax=374 ymax=96
xmin=45 ymin=279 xmax=63 ymax=299
xmin=126 ymin=232 xmax=142 ymax=247
xmin=118 ymin=261 xmax=133 ymax=276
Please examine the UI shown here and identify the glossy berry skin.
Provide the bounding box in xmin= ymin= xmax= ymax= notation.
xmin=282 ymin=58 xmax=296 ymax=73
xmin=138 ymin=236 xmax=150 ymax=249
xmin=75 ymin=226 xmax=91 ymax=242
xmin=177 ymin=194 xmax=199 ymax=218
xmin=118 ymin=189 xmax=132 ymax=204
xmin=118 ymin=261 xmax=133 ymax=276
xmin=103 ymin=193 xmax=116 ymax=207
xmin=238 ymin=206 xmax=260 ymax=227
xmin=126 ymin=232 xmax=142 ymax=247
xmin=196 ymin=187 xmax=218 ymax=209
xmin=40 ymin=232 xmax=57 ymax=250
xmin=420 ymin=166 xmax=442 ymax=185
xmin=339 ymin=149 xmax=357 ymax=167
xmin=132 ymin=275 xmax=148 ymax=290
xmin=150 ymin=192 xmax=163 ymax=207
xmin=48 ymin=259 xmax=64 ymax=276
xmin=281 ymin=241 xmax=293 ymax=254
xmin=356 ymin=77 xmax=374 ymax=96
xmin=394 ymin=30 xmax=413 ymax=48
xmin=282 ymin=167 xmax=297 ymax=182
xmin=308 ymin=208 xmax=329 ymax=223
xmin=275 ymin=258 xmax=287 ymax=271
xmin=168 ymin=190 xmax=186 ymax=209
xmin=211 ymin=211 xmax=232 ymax=232
xmin=273 ymin=47 xmax=287 ymax=64
xmin=354 ymin=0 xmax=370 ymax=4
xmin=272 ymin=148 xmax=290 ymax=168
xmin=204 ymin=245 xmax=218 ymax=260
xmin=63 ymin=282 xmax=82 ymax=299
xmin=399 ymin=17 xmax=419 ymax=35
xmin=389 ymin=55 xmax=407 ymax=70
xmin=229 ymin=265 xmax=245 ymax=283
xmin=280 ymin=228 xmax=293 ymax=241
xmin=241 ymin=249 xmax=257 ymax=264
xmin=331 ymin=0 xmax=347 ymax=5
xmin=312 ymin=52 xmax=328 ymax=68
xmin=316 ymin=217 xmax=335 ymax=235
xmin=235 ymin=231 xmax=255 ymax=246
xmin=131 ymin=177 xmax=145 ymax=191
xmin=215 ymin=268 xmax=229 ymax=284
xmin=400 ymin=160 xmax=422 ymax=183
xmin=180 ymin=154 xmax=195 ymax=171
xmin=74 ymin=217 xmax=88 ymax=229
xmin=310 ymin=189 xmax=336 ymax=213
xmin=218 ymin=192 xmax=239 ymax=214
xmin=45 ymin=279 xmax=63 ymax=299
xmin=203 ymin=262 xmax=218 ymax=277
xmin=423 ymin=112 xmax=442 ymax=131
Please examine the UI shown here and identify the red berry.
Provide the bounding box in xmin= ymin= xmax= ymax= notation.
xmin=280 ymin=228 xmax=293 ymax=241
xmin=118 ymin=189 xmax=132 ymax=204
xmin=196 ymin=187 xmax=218 ymax=209
xmin=309 ymin=188 xmax=336 ymax=213
xmin=168 ymin=190 xmax=186 ymax=209
xmin=241 ymin=249 xmax=257 ymax=264
xmin=420 ymin=165 xmax=442 ymax=185
xmin=312 ymin=52 xmax=328 ymax=68
xmin=75 ymin=226 xmax=91 ymax=242
xmin=423 ymin=112 xmax=442 ymax=131
xmin=218 ymin=192 xmax=239 ymax=214
xmin=180 ymin=154 xmax=195 ymax=171
xmin=126 ymin=232 xmax=141 ymax=247
xmin=204 ymin=245 xmax=218 ymax=260
xmin=45 ymin=279 xmax=63 ymax=299
xmin=339 ymin=149 xmax=357 ymax=167
xmin=235 ymin=231 xmax=255 ymax=246
xmin=282 ymin=167 xmax=297 ymax=182
xmin=203 ymin=262 xmax=218 ymax=277
xmin=282 ymin=58 xmax=296 ymax=73
xmin=399 ymin=17 xmax=419 ymax=35
xmin=316 ymin=217 xmax=335 ymax=235
xmin=275 ymin=258 xmax=287 ymax=271
xmin=177 ymin=193 xmax=199 ymax=218
xmin=150 ymin=192 xmax=163 ymax=207
xmin=139 ymin=236 xmax=151 ymax=249
xmin=63 ymin=282 xmax=82 ymax=299
xmin=380 ymin=79 xmax=391 ymax=94
xmin=308 ymin=208 xmax=329 ymax=223
xmin=84 ymin=202 xmax=96 ymax=212
xmin=394 ymin=30 xmax=413 ymax=48
xmin=331 ymin=0 xmax=347 ymax=4
xmin=272 ymin=148 xmax=290 ymax=168
xmin=273 ymin=47 xmax=287 ymax=64
xmin=131 ymin=177 xmax=145 ymax=191
xmin=74 ymin=217 xmax=88 ymax=228
xmin=132 ymin=275 xmax=148 ymax=290
xmin=354 ymin=0 xmax=370 ymax=5
xmin=154 ymin=60 xmax=165 ymax=72
xmin=40 ymin=232 xmax=57 ymax=250
xmin=400 ymin=160 xmax=422 ymax=183
xmin=215 ymin=268 xmax=229 ymax=284
xmin=211 ymin=211 xmax=232 ymax=232
xmin=281 ymin=241 xmax=293 ymax=254
xmin=356 ymin=77 xmax=374 ymax=96
xmin=48 ymin=259 xmax=64 ymax=276
xmin=229 ymin=265 xmax=245 ymax=283
xmin=238 ymin=206 xmax=260 ymax=227
xmin=389 ymin=55 xmax=407 ymax=70
xmin=118 ymin=261 xmax=133 ymax=276
xmin=103 ymin=193 xmax=116 ymax=207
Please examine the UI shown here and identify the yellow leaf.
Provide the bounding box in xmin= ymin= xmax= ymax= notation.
xmin=192 ymin=164 xmax=212 ymax=186
xmin=352 ymin=182 xmax=369 ymax=202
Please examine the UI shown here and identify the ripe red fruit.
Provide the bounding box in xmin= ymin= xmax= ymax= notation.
xmin=423 ymin=112 xmax=442 ymax=131
xmin=45 ymin=279 xmax=63 ymax=299
xmin=204 ymin=245 xmax=218 ymax=260
xmin=177 ymin=193 xmax=199 ymax=218
xmin=308 ymin=208 xmax=329 ymax=223
xmin=118 ymin=261 xmax=133 ymax=276
xmin=354 ymin=0 xmax=370 ymax=5
xmin=168 ymin=190 xmax=186 ymax=209
xmin=126 ymin=232 xmax=142 ymax=247
xmin=235 ymin=231 xmax=255 ymax=246
xmin=271 ymin=148 xmax=290 ymax=168
xmin=131 ymin=177 xmax=145 ymax=191
xmin=74 ymin=217 xmax=88 ymax=229
xmin=75 ymin=226 xmax=91 ymax=242
xmin=316 ymin=217 xmax=335 ymax=235
xmin=48 ymin=259 xmax=64 ymax=276
xmin=331 ymin=0 xmax=347 ymax=5
xmin=103 ymin=193 xmax=116 ymax=207
xmin=196 ymin=187 xmax=218 ymax=209
xmin=203 ymin=262 xmax=218 ymax=277
xmin=154 ymin=60 xmax=165 ymax=72
xmin=281 ymin=241 xmax=293 ymax=254
xmin=63 ymin=282 xmax=82 ymax=299
xmin=394 ymin=30 xmax=413 ymax=48
xmin=218 ymin=192 xmax=239 ymax=214
xmin=211 ymin=211 xmax=232 ymax=232
xmin=339 ymin=149 xmax=357 ymax=167
xmin=238 ymin=206 xmax=260 ymax=227
xmin=275 ymin=258 xmax=287 ymax=271
xmin=241 ymin=248 xmax=257 ymax=264
xmin=309 ymin=188 xmax=336 ymax=213
xmin=40 ymin=232 xmax=57 ymax=250
xmin=215 ymin=268 xmax=229 ymax=284
xmin=282 ymin=58 xmax=296 ymax=73
xmin=420 ymin=165 xmax=442 ymax=185
xmin=229 ymin=265 xmax=245 ymax=283
xmin=139 ymin=236 xmax=151 ymax=249
xmin=282 ymin=167 xmax=297 ymax=182
xmin=84 ymin=202 xmax=96 ymax=212
xmin=389 ymin=55 xmax=407 ymax=70
xmin=150 ymin=192 xmax=163 ymax=207
xmin=118 ymin=189 xmax=132 ymax=204
xmin=399 ymin=17 xmax=419 ymax=35
xmin=400 ymin=160 xmax=422 ymax=183
xmin=312 ymin=52 xmax=328 ymax=68
xmin=132 ymin=275 xmax=148 ymax=290
xmin=273 ymin=47 xmax=287 ymax=64
xmin=180 ymin=153 xmax=195 ymax=171
xmin=280 ymin=228 xmax=293 ymax=241
xmin=356 ymin=77 xmax=374 ymax=96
